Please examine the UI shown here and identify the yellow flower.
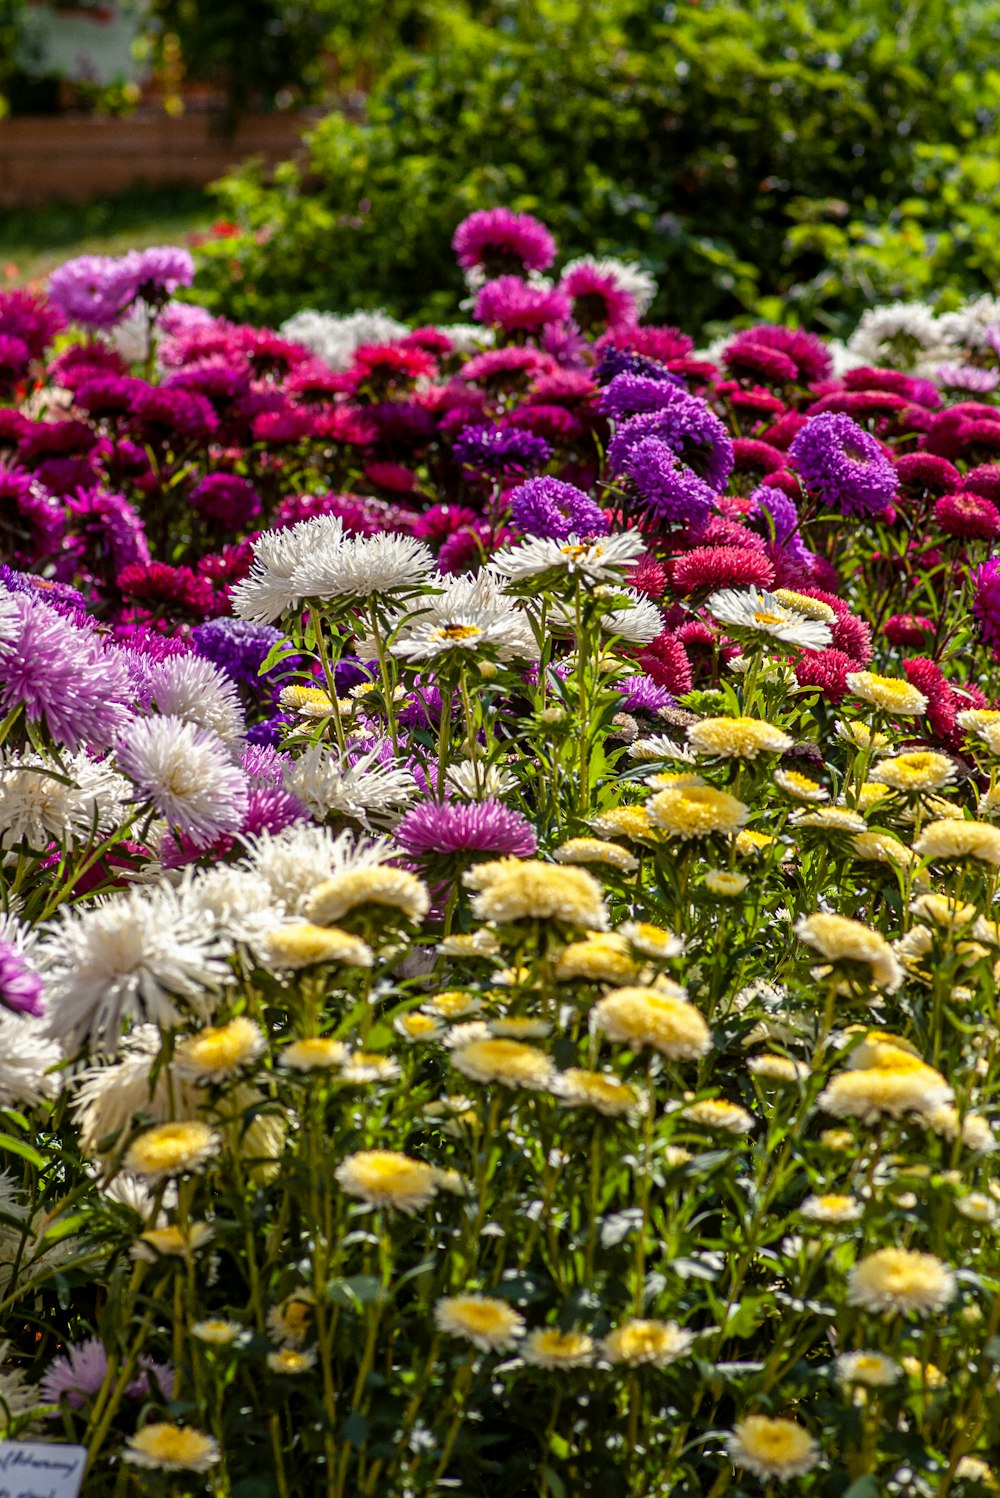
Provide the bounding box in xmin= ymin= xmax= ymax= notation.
xmin=836 ymin=720 xmax=890 ymax=750
xmin=340 ymin=1051 xmax=402 ymax=1084
xmin=262 ymin=923 xmax=373 ymax=970
xmin=642 ymin=770 xmax=706 ymax=790
xmin=687 ymin=715 xmax=793 ymax=760
xmin=555 ymin=933 xmax=640 ymax=984
xmin=820 ymin=1129 xmax=854 ymax=1151
xmin=192 ymin=1319 xmax=243 ymax=1346
xmin=589 ymin=804 xmax=663 ymax=843
xmin=591 ymin=984 xmax=711 ymax=1060
xmin=747 ymin=1054 xmax=808 ymax=1084
xmin=799 ymin=1194 xmax=863 ymax=1223
xmin=846 ymin=670 xmax=927 ymax=716
xmin=174 ymin=1017 xmax=265 ymax=1084
xmin=726 ymin=1416 xmax=819 ymax=1481
xmin=957 ymin=708 xmax=1000 ymax=735
xmin=735 ymin=828 xmax=778 ymax=857
xmin=267 ymin=1289 xmax=316 ymax=1347
xmin=125 ymin=1121 xmax=220 ymax=1183
xmin=774 ymin=768 xmax=828 ymax=802
xmin=914 ymin=819 xmax=1000 ymax=867
xmin=334 ymin=1150 xmax=441 ymax=1214
xmin=791 ymin=806 xmax=867 ymax=834
xmin=618 ymin=921 xmax=684 ymax=960
xmin=850 ymin=831 xmax=918 ymax=868
xmin=394 ymin=1012 xmax=444 ymax=1042
xmin=911 ymin=893 xmax=978 ymax=929
xmin=437 ymin=929 xmax=502 ymax=957
xmin=902 ymin=1356 xmax=946 ymax=1388
xmin=794 ymin=911 xmax=903 ymax=992
xmin=125 ymin=1424 xmax=219 ymax=1473
xmin=926 ymin=1106 xmax=996 ymax=1152
xmin=552 ymin=837 xmax=639 ymax=873
xmin=846 ymin=1031 xmax=920 ymax=1068
xmin=465 ymin=860 xmax=609 ymax=929
xmin=773 ymin=588 xmax=837 ymax=622
xmin=132 ymin=1223 xmax=214 ymax=1260
xmin=600 ymin=1319 xmax=694 ymax=1367
xmin=451 ymin=1037 xmax=554 ymax=1090
xmin=682 ymin=1098 xmax=755 ymax=1134
xmin=488 ymin=1016 xmax=552 ymax=1039
xmin=421 ymin=990 xmax=483 ymax=1020
xmin=835 ymin=1351 xmax=901 ymax=1387
xmin=848 ymin=1247 xmax=956 ymax=1315
xmin=279 ymin=1037 xmax=348 ymax=1071
xmin=434 ymin=1295 xmax=525 ymax=1351
xmin=267 ymin=1348 xmax=317 ymax=1374
xmin=522 ymin=1328 xmax=594 ymax=1368
xmin=306 ymin=868 xmax=431 ymax=927
xmin=855 ymin=782 xmax=891 ymax=810
xmin=646 ymin=784 xmax=749 ymax=839
xmin=703 ymin=869 xmax=749 ymax=896
xmin=552 ymin=1068 xmax=647 ymax=1117
xmin=818 ymin=1059 xmax=951 ymax=1123
xmin=870 ymin=751 xmax=956 ymax=793
xmin=278 ymin=684 xmax=334 ymax=716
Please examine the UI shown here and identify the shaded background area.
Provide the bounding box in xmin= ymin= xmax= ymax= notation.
xmin=3 ymin=0 xmax=1000 ymax=336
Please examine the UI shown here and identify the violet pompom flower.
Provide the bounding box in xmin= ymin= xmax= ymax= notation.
xmin=192 ymin=618 xmax=292 ymax=687
xmin=453 ymin=209 xmax=556 ymax=276
xmin=608 ymin=399 xmax=734 ymax=494
xmin=474 ymin=277 xmax=571 ymax=334
xmin=124 ymin=245 xmax=195 ymax=307
xmin=48 ymin=254 xmax=136 ymax=329
xmin=509 ymin=477 xmax=607 ymax=540
xmin=596 ymin=347 xmax=682 ymax=387
xmin=616 ymin=675 xmax=673 ymax=714
xmin=396 ymin=798 xmax=537 ymax=873
xmin=0 ymin=940 xmax=44 ymax=1017
xmin=789 ymin=413 xmax=898 ymax=518
xmin=972 ymin=559 xmax=1000 ymax=649
xmin=40 ymin=1339 xmax=174 ymax=1411
xmin=748 ymin=484 xmax=810 ymax=562
xmin=600 ymin=372 xmax=692 ymax=422
xmin=453 ymin=424 xmax=552 ymax=478
xmin=621 ymin=437 xmax=715 ymax=528
xmin=0 ymin=589 xmax=133 ymax=752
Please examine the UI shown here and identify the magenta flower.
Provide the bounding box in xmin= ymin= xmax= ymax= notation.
xmin=0 ymin=941 xmax=44 ymax=1017
xmin=396 ymin=798 xmax=537 ymax=868
xmin=474 ymin=277 xmax=571 ymax=334
xmin=972 ymin=558 xmax=1000 ymax=648
xmin=453 ymin=208 xmax=556 ymax=276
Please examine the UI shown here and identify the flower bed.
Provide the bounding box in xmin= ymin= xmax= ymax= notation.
xmin=1 ymin=211 xmax=1000 ymax=1494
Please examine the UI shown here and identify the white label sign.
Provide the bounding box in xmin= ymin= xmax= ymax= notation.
xmin=0 ymin=1443 xmax=86 ymax=1498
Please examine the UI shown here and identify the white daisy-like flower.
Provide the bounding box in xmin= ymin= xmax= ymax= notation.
xmin=834 ymin=1350 xmax=902 ymax=1387
xmin=491 ymin=531 xmax=647 ymax=587
xmin=290 ymin=531 xmax=435 ymax=605
xmin=371 ymin=570 xmax=538 ymax=665
xmin=846 ymin=300 xmax=943 ymax=370
xmin=40 ymin=885 xmax=233 ymax=1052
xmin=445 ymin=760 xmax=520 ymax=801
xmin=283 ymin=742 xmax=415 ymax=829
xmin=146 ymin=654 xmax=246 ymax=749
xmin=436 ymin=322 xmax=493 ymax=355
xmin=117 ymin=715 xmax=248 ymax=850
xmin=706 ymin=587 xmax=832 ymax=649
xmin=626 ymin=735 xmax=698 ymax=764
xmin=599 ymin=588 xmax=665 ymax=645
xmin=71 ymin=1024 xmax=192 ymax=1154
xmin=0 ymin=1012 xmax=62 ymax=1109
xmin=560 ymin=254 xmax=657 ymax=315
xmin=0 ymin=748 xmax=130 ymax=851
xmin=231 ymin=515 xmax=346 ymax=623
xmin=174 ymin=865 xmax=286 ymax=945
xmin=240 ymin=824 xmax=395 ymax=915
xmin=279 ymin=308 xmax=409 ymax=370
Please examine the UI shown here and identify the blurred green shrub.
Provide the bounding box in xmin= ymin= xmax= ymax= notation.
xmin=191 ymin=0 xmax=1000 ymax=334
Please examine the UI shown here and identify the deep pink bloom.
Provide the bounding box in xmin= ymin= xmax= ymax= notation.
xmin=559 ymin=264 xmax=636 ymax=332
xmin=0 ymin=941 xmax=44 ymax=1017
xmin=793 ymin=647 xmax=860 ymax=705
xmin=972 ymin=559 xmax=1000 ymax=648
xmin=634 ymin=631 xmax=693 ymax=695
xmin=453 ymin=208 xmax=556 ymax=275
xmin=671 ymin=545 xmax=775 ymax=595
xmin=883 ymin=613 xmax=936 ymax=648
xmin=396 ymin=798 xmax=537 ymax=862
xmin=475 ymin=277 xmax=571 ymax=334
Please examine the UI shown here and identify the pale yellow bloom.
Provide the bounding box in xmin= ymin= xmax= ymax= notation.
xmin=552 ymin=1068 xmax=647 ymax=1117
xmin=421 ymin=990 xmax=483 ymax=1020
xmin=306 ymin=867 xmax=430 ymax=925
xmin=551 ymin=837 xmax=639 ymax=873
xmin=800 ymin=1193 xmax=863 ymax=1223
xmin=434 ymin=1295 xmax=525 ymax=1351
xmin=818 ymin=1060 xmax=951 ymax=1123
xmin=591 ymin=984 xmax=711 ymax=1060
xmin=773 ymin=588 xmax=837 ymax=622
xmin=279 ymin=684 xmax=334 ymax=716
xmin=522 ymin=1328 xmax=594 ymax=1368
xmin=792 ymin=806 xmax=867 ymax=834
xmin=132 ymin=1223 xmax=214 ymax=1260
xmin=703 ymin=869 xmax=749 ymax=896
xmin=437 ymin=929 xmax=502 ymax=957
xmin=914 ymin=819 xmax=1000 ymax=867
xmin=735 ymin=828 xmax=779 ymax=857
xmin=267 ymin=1348 xmax=316 ymax=1374
xmin=451 ymin=1037 xmax=554 ymax=1090
xmin=847 ymin=1248 xmax=956 ymax=1315
xmin=846 ymin=670 xmax=927 ymax=716
xmin=125 ymin=1425 xmax=219 ymax=1473
xmin=835 ymin=1351 xmax=901 ymax=1387
xmin=600 ymin=1319 xmax=694 ymax=1367
xmin=726 ymin=1416 xmax=819 ymax=1481
xmin=870 ymin=751 xmax=956 ymax=793
xmin=687 ymin=716 xmax=792 ymax=761
xmin=618 ymin=921 xmax=684 ymax=960
xmin=555 ymin=932 xmax=640 ymax=984
xmin=394 ymin=1012 xmax=444 ymax=1042
xmin=588 ymin=804 xmax=662 ymax=843
xmin=262 ymin=923 xmax=373 ymax=970
xmin=466 ymin=860 xmax=609 ymax=929
xmin=794 ymin=911 xmax=903 ymax=992
xmin=774 ymin=768 xmax=828 ymax=802
xmin=192 ymin=1319 xmax=243 ymax=1346
xmin=911 ymin=893 xmax=978 ymax=929
xmin=125 ymin=1121 xmax=220 ymax=1184
xmin=956 ymin=1193 xmax=998 ymax=1224
xmin=174 ymin=1017 xmax=265 ymax=1084
xmin=682 ymin=1098 xmax=755 ymax=1134
xmin=646 ymin=784 xmax=749 ymax=839
xmin=747 ymin=1054 xmax=808 ymax=1084
xmin=340 ymin=1051 xmax=402 ymax=1084
xmin=279 ymin=1037 xmax=348 ymax=1071
xmin=334 ymin=1150 xmax=440 ymax=1213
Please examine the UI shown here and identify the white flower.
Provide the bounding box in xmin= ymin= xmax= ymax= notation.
xmin=0 ymin=749 xmax=129 ymax=851
xmin=240 ymin=824 xmax=394 ymax=915
xmin=371 ymin=570 xmax=537 ymax=665
xmin=706 ymin=587 xmax=832 ymax=649
xmin=40 ymin=885 xmax=232 ymax=1051
xmin=445 ymin=760 xmax=520 ymax=801
xmin=174 ymin=865 xmax=286 ymax=944
xmin=491 ymin=531 xmax=647 ymax=586
xmin=231 ymin=516 xmax=346 ymax=623
xmin=935 ymin=295 xmax=1000 ymax=357
xmin=834 ymin=1350 xmax=902 ymax=1387
xmin=600 ymin=588 xmax=665 ymax=645
xmin=279 ymin=307 xmax=409 ymax=370
xmin=145 ymin=655 xmax=245 ymax=749
xmin=71 ymin=1025 xmax=193 ymax=1153
xmin=437 ymin=322 xmax=493 ymax=355
xmin=560 ymin=254 xmax=657 ymax=315
xmin=0 ymin=1013 xmax=62 ymax=1108
xmin=290 ymin=532 xmax=435 ymax=605
xmin=117 ymin=716 xmax=248 ymax=849
xmin=846 ymin=301 xmax=942 ymax=370
xmin=283 ymin=742 xmax=415 ymax=828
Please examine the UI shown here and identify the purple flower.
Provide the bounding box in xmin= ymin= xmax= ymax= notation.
xmin=242 ymin=781 xmax=306 ymax=838
xmin=124 ymin=245 xmax=195 ymax=304
xmin=192 ymin=618 xmax=290 ymax=687
xmin=509 ymin=477 xmax=608 ymax=539
xmin=474 ymin=277 xmax=571 ymax=334
xmin=129 ymin=387 xmax=219 ymax=442
xmin=396 ymin=798 xmax=537 ymax=863
xmin=453 ymin=209 xmax=556 ymax=276
xmin=608 ymin=399 xmax=734 ymax=494
xmin=0 ymin=334 xmax=29 ymax=389
xmin=621 ymin=437 xmax=716 ymax=527
xmin=190 ymin=473 xmax=262 ymax=528
xmin=453 ymin=423 xmax=551 ymax=477
xmin=0 ymin=566 xmax=87 ymax=620
xmin=0 ymin=287 xmax=65 ymax=360
xmin=599 ymin=371 xmax=690 ymax=422
xmin=973 ymin=558 xmax=1000 ymax=648
xmin=596 ymin=347 xmax=682 ymax=387
xmin=616 ymin=674 xmax=673 ymax=714
xmin=67 ymin=489 xmax=150 ymax=573
xmin=0 ymin=941 xmax=44 ymax=1017
xmin=789 ymin=412 xmax=898 ymax=518
xmin=40 ymin=1340 xmax=174 ymax=1411
xmin=74 ymin=375 xmax=147 ymax=418
xmin=748 ymin=484 xmax=810 ymax=561
xmin=0 ymin=589 xmax=133 ymax=751
xmin=0 ymin=463 xmax=64 ymax=560
xmin=47 ymin=255 xmax=136 ymax=328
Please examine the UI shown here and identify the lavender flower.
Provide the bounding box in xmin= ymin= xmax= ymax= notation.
xmin=0 ymin=589 xmax=133 ymax=752
xmin=608 ymin=400 xmax=734 ymax=494
xmin=124 ymin=245 xmax=196 ymax=305
xmin=789 ymin=413 xmax=898 ymax=518
xmin=453 ymin=424 xmax=552 ymax=477
xmin=47 ymin=255 xmax=136 ymax=329
xmin=749 ymin=484 xmax=810 ymax=562
xmin=621 ymin=437 xmax=715 ymax=527
xmin=40 ymin=1339 xmax=175 ymax=1411
xmin=395 ymin=798 xmax=537 ymax=867
xmin=600 ymin=372 xmax=693 ymax=422
xmin=509 ymin=477 xmax=608 ymax=540
xmin=0 ymin=940 xmax=44 ymax=1017
xmin=596 ymin=347 xmax=682 ymax=387
xmin=192 ymin=618 xmax=293 ymax=687
xmin=616 ymin=674 xmax=673 ymax=714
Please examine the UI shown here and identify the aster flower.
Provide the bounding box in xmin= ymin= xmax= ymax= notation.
xmin=847 ymin=1247 xmax=956 ymax=1316
xmin=41 ymin=883 xmax=231 ymax=1051
xmin=508 ymin=476 xmax=608 ymax=539
xmin=231 ymin=514 xmax=347 ymax=623
xmin=972 ymin=558 xmax=1000 ymax=647
xmin=395 ymin=798 xmax=537 ymax=871
xmin=453 ymin=208 xmax=556 ymax=276
xmin=241 ymin=824 xmax=394 ymax=915
xmin=621 ymin=437 xmax=716 ymax=527
xmin=125 ymin=1424 xmax=219 ymax=1474
xmin=282 ymin=742 xmax=415 ymax=828
xmin=144 ymin=653 xmax=246 ymax=748
xmin=117 ymin=716 xmax=249 ymax=849
xmin=289 ymin=531 xmax=435 ymax=608
xmin=726 ymin=1416 xmax=819 ymax=1482
xmin=707 ymin=586 xmax=832 ymax=650
xmin=48 ymin=253 xmax=137 ymax=328
xmin=191 ymin=617 xmax=292 ymax=689
xmin=0 ymin=940 xmax=44 ymax=1018
xmin=190 ymin=473 xmax=261 ymax=528
xmin=335 ymin=1149 xmax=440 ymax=1213
xmin=372 ymin=569 xmax=537 ymax=664
xmin=0 ymin=1009 xmax=62 ymax=1107
xmin=563 ymin=254 xmax=656 ymax=315
xmin=790 ymin=412 xmax=898 ymax=517
xmin=0 ymin=748 xmax=129 ymax=852
xmin=607 ymin=398 xmax=734 ymax=493
xmin=492 ymin=530 xmax=646 ymax=588
xmin=558 ymin=261 xmax=637 ymax=331
xmin=465 ymin=858 xmax=609 ymax=929
xmin=935 ymin=491 xmax=1000 ymax=540
xmin=453 ymin=423 xmax=552 ymax=478
xmin=672 ymin=544 xmax=775 ymax=595
xmin=474 ymin=277 xmax=570 ymax=333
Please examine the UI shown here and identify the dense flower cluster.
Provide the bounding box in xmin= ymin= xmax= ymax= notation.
xmin=1 ymin=215 xmax=1000 ymax=1496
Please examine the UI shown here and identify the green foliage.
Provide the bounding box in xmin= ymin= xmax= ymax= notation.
xmin=193 ymin=0 xmax=1000 ymax=333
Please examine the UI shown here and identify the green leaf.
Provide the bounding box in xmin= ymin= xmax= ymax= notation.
xmin=0 ymin=1133 xmax=46 ymax=1170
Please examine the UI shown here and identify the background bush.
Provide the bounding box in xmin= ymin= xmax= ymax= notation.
xmin=191 ymin=0 xmax=1000 ymax=335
